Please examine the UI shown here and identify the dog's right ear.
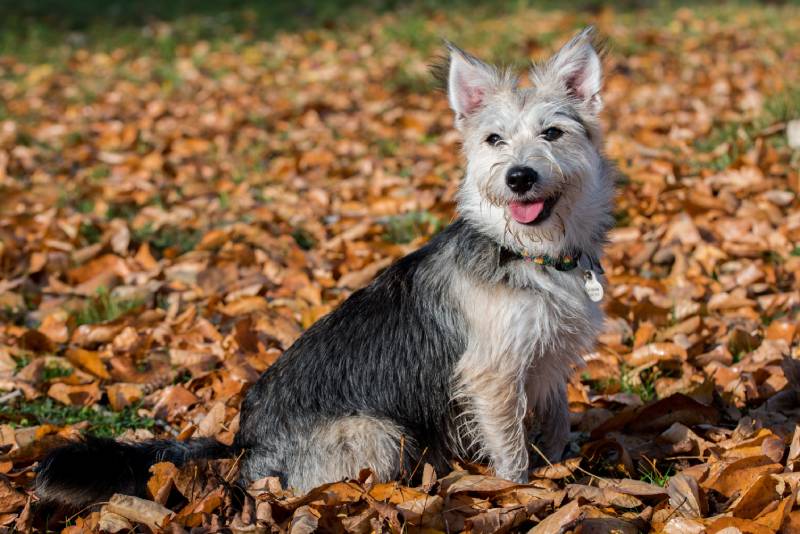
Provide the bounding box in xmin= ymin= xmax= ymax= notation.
xmin=446 ymin=42 xmax=502 ymax=124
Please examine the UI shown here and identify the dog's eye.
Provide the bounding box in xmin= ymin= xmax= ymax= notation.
xmin=485 ymin=133 xmax=503 ymax=146
xmin=541 ymin=127 xmax=564 ymax=141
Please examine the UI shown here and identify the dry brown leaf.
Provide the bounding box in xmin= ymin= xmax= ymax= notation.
xmin=667 ymin=473 xmax=705 ymax=519
xmin=64 ymin=348 xmax=111 ymax=380
xmin=465 ymin=503 xmax=544 ymax=534
xmin=147 ymin=462 xmax=178 ymax=505
xmin=446 ymin=475 xmax=523 ymax=495
xmin=98 ymin=509 xmax=133 ymax=533
xmin=396 ymin=494 xmax=444 ymax=529
xmin=174 ymin=487 xmax=225 ymax=526
xmin=705 ymin=516 xmax=775 ymax=534
xmin=663 ymin=517 xmax=707 ymax=534
xmin=105 ymin=494 xmax=171 ymax=530
xmin=0 ymin=479 xmax=26 ymax=514
xmin=369 ymin=483 xmax=426 ymax=504
xmin=626 ymin=342 xmax=688 ymax=367
xmin=196 ymin=401 xmax=227 ymax=437
xmin=106 ymin=382 xmax=144 ymax=411
xmin=152 ymin=385 xmax=199 ymax=420
xmin=47 ymin=381 xmax=101 ymax=406
xmin=566 ymin=484 xmax=642 ymax=508
xmin=597 ymin=478 xmax=668 ymax=499
xmin=527 ymin=498 xmax=582 ymax=534
xmin=703 ymin=456 xmax=783 ymax=499
xmin=341 ymin=508 xmax=377 ymax=534
xmin=217 ymin=296 xmax=271 ymax=316
xmin=531 ymin=457 xmax=581 ymax=480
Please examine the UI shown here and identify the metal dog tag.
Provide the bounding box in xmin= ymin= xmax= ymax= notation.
xmin=583 ymin=270 xmax=604 ymax=302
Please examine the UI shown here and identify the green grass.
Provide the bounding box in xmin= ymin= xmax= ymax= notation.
xmin=132 ymin=223 xmax=202 ymax=258
xmin=614 ymin=209 xmax=632 ymax=228
xmin=620 ymin=365 xmax=659 ymax=403
xmin=761 ymin=304 xmax=800 ymax=327
xmin=0 ymin=0 xmax=497 ymax=62
xmin=638 ymin=459 xmax=674 ymax=487
xmin=12 ymin=352 xmax=33 ymax=372
xmin=291 ymin=227 xmax=317 ymax=250
xmin=78 ymin=220 xmax=102 ymax=245
xmin=105 ymin=201 xmax=140 ymax=222
xmin=587 ymin=364 xmax=662 ymax=403
xmin=1 ymin=306 xmax=28 ymax=328
xmin=0 ymin=397 xmax=155 ymax=437
xmin=377 ymin=139 xmax=400 ymax=157
xmin=382 ymin=211 xmax=444 ymax=244
xmin=41 ymin=362 xmax=74 ymax=382
xmin=3 ymin=0 xmax=796 ymax=65
xmin=71 ymin=287 xmax=144 ymax=326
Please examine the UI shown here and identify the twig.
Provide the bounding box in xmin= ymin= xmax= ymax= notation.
xmin=407 ymin=446 xmax=429 ymax=484
xmin=529 ymin=440 xmax=611 ymax=486
xmin=528 ymin=440 xmax=555 ymax=469
xmin=0 ymin=390 xmax=22 ymax=404
xmin=224 ymin=449 xmax=246 ymax=483
xmin=757 ymin=121 xmax=787 ymax=137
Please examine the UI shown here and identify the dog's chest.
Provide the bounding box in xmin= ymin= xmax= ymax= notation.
xmin=453 ymin=268 xmax=602 ymax=374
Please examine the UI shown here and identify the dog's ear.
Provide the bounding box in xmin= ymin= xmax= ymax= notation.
xmin=532 ymin=27 xmax=603 ymax=113
xmin=445 ymin=42 xmax=504 ymax=123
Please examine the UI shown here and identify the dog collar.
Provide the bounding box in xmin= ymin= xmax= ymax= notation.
xmin=498 ymin=247 xmax=604 ymax=274
xmin=498 ymin=246 xmax=606 ymax=301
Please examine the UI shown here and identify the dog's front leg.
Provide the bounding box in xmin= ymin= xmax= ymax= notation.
xmin=461 ymin=370 xmax=529 ymax=483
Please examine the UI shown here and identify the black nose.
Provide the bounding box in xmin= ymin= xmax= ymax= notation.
xmin=505 ymin=166 xmax=538 ymax=194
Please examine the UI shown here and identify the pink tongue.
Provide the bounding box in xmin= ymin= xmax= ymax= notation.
xmin=509 ymin=200 xmax=545 ymax=224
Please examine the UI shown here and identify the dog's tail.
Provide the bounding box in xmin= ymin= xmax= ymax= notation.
xmin=35 ymin=435 xmax=234 ymax=511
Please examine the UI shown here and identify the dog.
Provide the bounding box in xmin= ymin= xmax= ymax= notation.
xmin=35 ymin=27 xmax=614 ymax=511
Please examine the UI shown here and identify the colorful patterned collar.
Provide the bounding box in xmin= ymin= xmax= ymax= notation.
xmin=499 ymin=247 xmax=604 ymax=274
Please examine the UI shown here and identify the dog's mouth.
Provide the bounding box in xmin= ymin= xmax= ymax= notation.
xmin=508 ymin=195 xmax=560 ymax=226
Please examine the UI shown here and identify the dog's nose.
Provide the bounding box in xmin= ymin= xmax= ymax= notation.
xmin=505 ymin=166 xmax=538 ymax=194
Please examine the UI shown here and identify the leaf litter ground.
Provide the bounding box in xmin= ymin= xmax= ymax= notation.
xmin=1 ymin=2 xmax=800 ymax=532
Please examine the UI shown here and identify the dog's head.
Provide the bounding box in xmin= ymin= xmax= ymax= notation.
xmin=447 ymin=27 xmax=614 ymax=257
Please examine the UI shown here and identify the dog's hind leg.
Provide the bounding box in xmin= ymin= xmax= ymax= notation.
xmin=285 ymin=415 xmax=411 ymax=493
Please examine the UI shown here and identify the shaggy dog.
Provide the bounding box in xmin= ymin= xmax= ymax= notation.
xmin=36 ymin=27 xmax=614 ymax=509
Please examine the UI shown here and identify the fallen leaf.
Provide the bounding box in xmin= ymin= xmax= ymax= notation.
xmin=65 ymin=348 xmax=111 ymax=379
xmin=147 ymin=462 xmax=179 ymax=505
xmin=667 ymin=473 xmax=705 ymax=519
xmin=105 ymin=494 xmax=171 ymax=530
xmin=703 ymin=456 xmax=783 ymax=498
xmin=527 ymin=498 xmax=582 ymax=534
xmin=47 ymin=381 xmax=101 ymax=406
xmin=0 ymin=479 xmax=26 ymax=513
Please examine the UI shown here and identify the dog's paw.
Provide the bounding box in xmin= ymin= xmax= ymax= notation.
xmin=494 ymin=468 xmax=528 ymax=484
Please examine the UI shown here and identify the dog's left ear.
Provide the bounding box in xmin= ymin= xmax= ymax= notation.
xmin=532 ymin=27 xmax=603 ymax=114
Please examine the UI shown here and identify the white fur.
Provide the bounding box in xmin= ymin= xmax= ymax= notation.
xmin=289 ymin=415 xmax=410 ymax=492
